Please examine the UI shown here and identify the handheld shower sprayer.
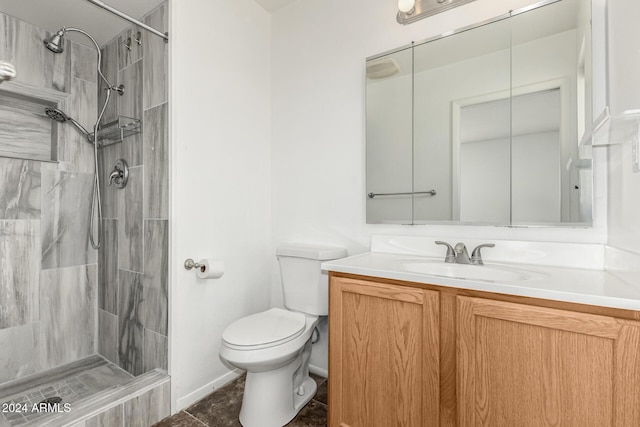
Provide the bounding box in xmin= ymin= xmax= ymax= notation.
xmin=45 ymin=107 xmax=93 ymax=142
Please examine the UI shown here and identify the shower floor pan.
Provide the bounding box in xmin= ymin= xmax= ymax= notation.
xmin=0 ymin=356 xmax=168 ymax=427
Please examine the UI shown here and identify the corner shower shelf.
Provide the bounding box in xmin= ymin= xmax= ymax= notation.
xmin=96 ymin=115 xmax=141 ymax=147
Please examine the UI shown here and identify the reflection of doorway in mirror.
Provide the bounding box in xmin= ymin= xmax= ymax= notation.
xmin=456 ymin=95 xmax=512 ymax=223
xmin=453 ymin=81 xmax=590 ymax=225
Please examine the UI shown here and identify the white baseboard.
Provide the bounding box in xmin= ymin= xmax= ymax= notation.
xmin=309 ymin=364 xmax=328 ymax=378
xmin=175 ymin=369 xmax=244 ymax=411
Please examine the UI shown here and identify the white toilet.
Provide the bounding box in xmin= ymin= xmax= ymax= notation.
xmin=219 ymin=244 xmax=346 ymax=427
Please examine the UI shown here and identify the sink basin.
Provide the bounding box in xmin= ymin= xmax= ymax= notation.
xmin=401 ymin=260 xmax=541 ymax=282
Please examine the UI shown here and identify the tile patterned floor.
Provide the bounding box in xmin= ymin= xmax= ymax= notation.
xmin=1 ymin=377 xmax=87 ymax=426
xmin=0 ymin=363 xmax=132 ymax=427
xmin=153 ymin=374 xmax=328 ymax=427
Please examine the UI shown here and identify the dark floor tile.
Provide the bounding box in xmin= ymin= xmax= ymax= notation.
xmin=286 ymin=400 xmax=327 ymax=427
xmin=185 ymin=375 xmax=245 ymax=427
xmin=314 ymin=380 xmax=327 ymax=406
xmin=309 ymin=373 xmax=326 ymax=385
xmin=152 ymin=411 xmax=207 ymax=426
xmin=153 ymin=373 xmax=328 ymax=427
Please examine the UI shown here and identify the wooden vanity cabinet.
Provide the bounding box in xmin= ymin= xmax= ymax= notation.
xmin=328 ymin=275 xmax=441 ymax=427
xmin=328 ymin=273 xmax=640 ymax=427
xmin=458 ymin=296 xmax=640 ymax=427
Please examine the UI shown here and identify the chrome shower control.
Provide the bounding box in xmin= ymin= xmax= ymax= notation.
xmin=107 ymin=84 xmax=125 ymax=96
xmin=108 ymin=159 xmax=129 ymax=188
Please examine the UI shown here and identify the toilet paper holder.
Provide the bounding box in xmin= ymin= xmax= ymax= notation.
xmin=184 ymin=258 xmax=205 ymax=272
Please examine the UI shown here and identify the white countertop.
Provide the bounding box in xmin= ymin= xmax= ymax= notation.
xmin=322 ymin=251 xmax=640 ymax=311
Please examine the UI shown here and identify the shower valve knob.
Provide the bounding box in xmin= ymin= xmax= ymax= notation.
xmin=108 ymin=159 xmax=129 ymax=189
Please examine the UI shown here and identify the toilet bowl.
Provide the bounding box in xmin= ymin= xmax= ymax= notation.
xmin=219 ymin=243 xmax=346 ymax=427
xmin=220 ymin=309 xmax=319 ymax=427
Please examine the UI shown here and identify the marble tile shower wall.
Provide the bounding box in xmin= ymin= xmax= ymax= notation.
xmin=0 ymin=12 xmax=98 ymax=384
xmin=96 ymin=3 xmax=169 ymax=377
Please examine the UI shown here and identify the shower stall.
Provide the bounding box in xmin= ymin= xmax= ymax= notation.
xmin=0 ymin=2 xmax=170 ymax=425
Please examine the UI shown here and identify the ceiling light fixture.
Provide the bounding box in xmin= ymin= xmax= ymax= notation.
xmin=397 ymin=0 xmax=478 ymax=25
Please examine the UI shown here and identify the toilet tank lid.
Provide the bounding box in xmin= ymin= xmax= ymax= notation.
xmin=277 ymin=244 xmax=347 ymax=260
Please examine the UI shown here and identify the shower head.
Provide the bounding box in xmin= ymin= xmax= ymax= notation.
xmin=45 ymin=107 xmax=93 ymax=142
xmin=0 ymin=61 xmax=17 ymax=84
xmin=43 ymin=26 xmax=116 ymax=95
xmin=44 ymin=29 xmax=66 ymax=54
xmin=45 ymin=107 xmax=69 ymax=123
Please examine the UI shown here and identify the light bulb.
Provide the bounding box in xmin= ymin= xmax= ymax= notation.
xmin=398 ymin=0 xmax=415 ymax=14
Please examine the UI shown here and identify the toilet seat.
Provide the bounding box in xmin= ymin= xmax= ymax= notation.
xmin=222 ymin=308 xmax=307 ymax=350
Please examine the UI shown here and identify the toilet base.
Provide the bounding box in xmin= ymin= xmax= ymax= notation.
xmin=292 ymin=376 xmax=317 ymax=412
xmin=238 ymin=344 xmax=317 ymax=427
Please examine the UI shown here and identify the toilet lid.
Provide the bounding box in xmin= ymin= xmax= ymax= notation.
xmin=222 ymin=308 xmax=306 ymax=349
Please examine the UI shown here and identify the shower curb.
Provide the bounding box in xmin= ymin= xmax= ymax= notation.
xmin=20 ymin=369 xmax=170 ymax=427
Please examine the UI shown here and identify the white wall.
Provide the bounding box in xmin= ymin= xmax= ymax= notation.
xmin=271 ymin=0 xmax=607 ymax=372
xmin=607 ymin=0 xmax=640 ymax=255
xmin=169 ymin=0 xmax=272 ymax=411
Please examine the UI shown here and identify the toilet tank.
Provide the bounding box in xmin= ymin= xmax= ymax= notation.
xmin=277 ymin=244 xmax=347 ymax=316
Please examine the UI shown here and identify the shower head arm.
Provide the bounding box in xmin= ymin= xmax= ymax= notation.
xmin=60 ymin=27 xmax=113 ymax=90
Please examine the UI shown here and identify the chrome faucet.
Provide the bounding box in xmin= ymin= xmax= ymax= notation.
xmin=454 ymin=242 xmax=471 ymax=264
xmin=435 ymin=241 xmax=495 ymax=265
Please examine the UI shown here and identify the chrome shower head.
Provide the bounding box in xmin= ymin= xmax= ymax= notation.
xmin=45 ymin=107 xmax=93 ymax=142
xmin=44 ymin=29 xmax=65 ymax=54
xmin=45 ymin=107 xmax=69 ymax=123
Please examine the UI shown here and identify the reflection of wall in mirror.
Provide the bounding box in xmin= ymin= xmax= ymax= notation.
xmin=366 ymin=61 xmax=413 ymax=223
xmin=512 ymin=29 xmax=593 ymax=224
xmin=413 ymin=29 xmax=578 ymax=223
xmin=413 ymin=48 xmax=511 ymax=222
xmin=459 ymin=92 xmax=562 ymax=224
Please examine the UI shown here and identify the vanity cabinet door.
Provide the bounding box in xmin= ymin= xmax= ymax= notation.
xmin=457 ymin=296 xmax=640 ymax=427
xmin=329 ymin=276 xmax=440 ymax=427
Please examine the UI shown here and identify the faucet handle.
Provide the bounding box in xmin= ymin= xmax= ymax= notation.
xmin=471 ymin=243 xmax=495 ymax=265
xmin=435 ymin=241 xmax=456 ymax=263
xmin=108 ymin=159 xmax=129 ymax=189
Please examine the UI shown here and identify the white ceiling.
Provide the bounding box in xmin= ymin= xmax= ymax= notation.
xmin=0 ymin=0 xmax=166 ymax=46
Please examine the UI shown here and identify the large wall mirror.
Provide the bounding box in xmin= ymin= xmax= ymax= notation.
xmin=366 ymin=0 xmax=601 ymax=226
